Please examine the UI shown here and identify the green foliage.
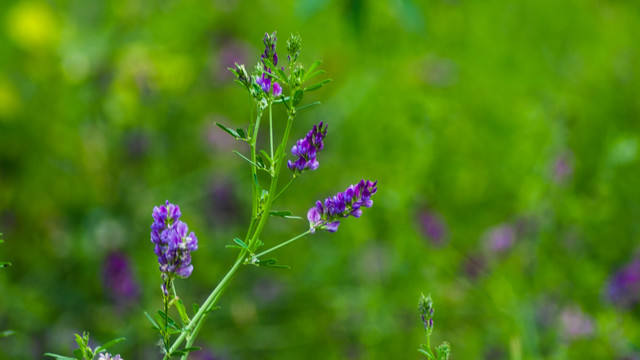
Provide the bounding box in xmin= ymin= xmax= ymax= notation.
xmin=0 ymin=0 xmax=639 ymax=359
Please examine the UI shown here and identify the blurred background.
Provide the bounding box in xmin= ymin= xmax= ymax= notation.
xmin=1 ymin=0 xmax=639 ymax=359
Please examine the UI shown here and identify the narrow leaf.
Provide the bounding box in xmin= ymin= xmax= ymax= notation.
xmin=215 ymin=122 xmax=239 ymax=139
xmin=305 ymin=60 xmax=322 ymax=80
xmin=144 ymin=311 xmax=160 ymax=330
xmin=304 ymin=69 xmax=326 ymax=82
xmin=236 ymin=128 xmax=246 ymax=139
xmin=95 ymin=337 xmax=125 ymax=353
xmin=233 ymin=151 xmax=267 ymax=171
xmin=44 ymin=353 xmax=76 ymax=360
xmin=233 ymin=238 xmax=251 ymax=252
xmin=175 ymin=299 xmax=189 ymax=324
xmin=257 ymin=258 xmax=291 ymax=269
xmin=295 ymin=101 xmax=321 ymax=112
xmin=304 ymin=78 xmax=332 ymax=92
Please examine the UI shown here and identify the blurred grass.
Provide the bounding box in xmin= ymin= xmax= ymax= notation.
xmin=1 ymin=0 xmax=640 ymax=359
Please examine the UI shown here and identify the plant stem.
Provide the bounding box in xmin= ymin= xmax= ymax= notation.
xmin=254 ymin=230 xmax=311 ymax=259
xmin=167 ymin=255 xmax=245 ymax=359
xmin=273 ymin=176 xmax=296 ymax=202
xmin=269 ymin=101 xmax=274 ymax=170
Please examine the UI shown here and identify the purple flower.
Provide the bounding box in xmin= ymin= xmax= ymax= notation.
xmin=98 ymin=354 xmax=123 ymax=360
xmin=255 ymin=73 xmax=282 ymax=97
xmin=485 ymin=223 xmax=516 ymax=253
xmin=150 ymin=201 xmax=198 ymax=287
xmin=287 ymin=122 xmax=327 ymax=175
xmin=103 ymin=252 xmax=139 ymax=308
xmin=417 ymin=210 xmax=447 ymax=246
xmin=261 ymin=31 xmax=278 ymax=67
xmin=560 ymin=305 xmax=594 ymax=340
xmin=307 ymin=179 xmax=378 ymax=233
xmin=607 ymin=258 xmax=640 ymax=308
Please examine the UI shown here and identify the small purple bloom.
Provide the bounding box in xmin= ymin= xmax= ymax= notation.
xmin=272 ymin=82 xmax=282 ymax=97
xmin=607 ymin=258 xmax=640 ymax=308
xmin=150 ymin=201 xmax=198 ymax=290
xmin=287 ymin=122 xmax=327 ymax=175
xmin=98 ymin=354 xmax=123 ymax=360
xmin=261 ymin=31 xmax=278 ymax=67
xmin=308 ymin=180 xmax=378 ymax=233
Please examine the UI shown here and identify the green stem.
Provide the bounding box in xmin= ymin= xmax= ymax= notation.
xmin=273 ymin=176 xmax=296 ymax=202
xmin=254 ymin=230 xmax=311 ymax=259
xmin=269 ymin=101 xmax=274 ymax=169
xmin=167 ymin=255 xmax=245 ymax=359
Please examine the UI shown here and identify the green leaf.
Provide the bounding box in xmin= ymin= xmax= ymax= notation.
xmin=0 ymin=261 xmax=11 ymax=268
xmin=233 ymin=238 xmax=251 ymax=252
xmin=236 ymin=128 xmax=246 ymax=139
xmin=193 ymin=303 xmax=200 ymax=315
xmin=94 ymin=337 xmax=125 ymax=354
xmin=260 ymin=58 xmax=288 ymax=84
xmin=304 ymin=60 xmax=322 ymax=81
xmin=215 ymin=122 xmax=240 ymax=139
xmin=73 ymin=349 xmax=83 ymax=360
xmin=269 ymin=210 xmax=303 ymax=220
xmin=304 ymin=78 xmax=332 ymax=92
xmin=44 ymin=353 xmax=76 ymax=360
xmin=170 ymin=346 xmax=201 ymax=357
xmin=295 ymin=101 xmax=321 ymax=112
xmin=256 ymin=258 xmax=291 ymax=269
xmin=304 ymin=69 xmax=326 ymax=83
xmin=293 ymin=90 xmax=304 ymax=106
xmin=157 ymin=311 xmax=180 ymax=330
xmin=233 ymin=151 xmax=269 ymax=172
xmin=144 ymin=311 xmax=160 ymax=330
xmin=175 ymin=299 xmax=189 ymax=324
xmin=259 ymin=150 xmax=272 ymax=164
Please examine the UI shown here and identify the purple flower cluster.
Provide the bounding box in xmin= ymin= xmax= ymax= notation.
xmin=307 ymin=179 xmax=378 ymax=233
xmin=607 ymin=258 xmax=640 ymax=308
xmin=151 ymin=201 xmax=198 ymax=282
xmin=287 ymin=122 xmax=327 ymax=174
xmin=418 ymin=293 xmax=434 ymax=335
xmin=261 ymin=31 xmax=278 ymax=67
xmin=256 ymin=73 xmax=282 ymax=97
xmin=256 ymin=31 xmax=282 ymax=97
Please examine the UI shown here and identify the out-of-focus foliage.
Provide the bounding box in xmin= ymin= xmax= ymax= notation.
xmin=1 ymin=0 xmax=639 ymax=359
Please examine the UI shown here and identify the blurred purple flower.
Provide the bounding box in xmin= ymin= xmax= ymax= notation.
xmin=205 ymin=180 xmax=240 ymax=226
xmin=151 ymin=201 xmax=198 ymax=293
xmin=560 ymin=306 xmax=594 ymax=340
xmin=552 ymin=151 xmax=573 ymax=184
xmin=214 ymin=38 xmax=250 ymax=81
xmin=123 ymin=131 xmax=149 ymax=160
xmin=417 ymin=210 xmax=447 ymax=246
xmin=287 ymin=122 xmax=327 ymax=175
xmin=103 ymin=251 xmax=139 ymax=308
xmin=484 ymin=224 xmax=516 ymax=253
xmin=308 ymin=180 xmax=378 ymax=233
xmin=607 ymin=258 xmax=640 ymax=308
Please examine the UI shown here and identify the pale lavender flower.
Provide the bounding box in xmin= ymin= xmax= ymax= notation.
xmin=307 ymin=179 xmax=378 ymax=233
xmin=287 ymin=122 xmax=327 ymax=175
xmin=98 ymin=354 xmax=122 ymax=360
xmin=560 ymin=305 xmax=594 ymax=340
xmin=552 ymin=151 xmax=573 ymax=184
xmin=150 ymin=201 xmax=198 ymax=292
xmin=485 ymin=224 xmax=516 ymax=253
xmin=607 ymin=258 xmax=640 ymax=308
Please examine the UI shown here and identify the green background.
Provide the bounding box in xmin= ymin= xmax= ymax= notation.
xmin=1 ymin=0 xmax=639 ymax=358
